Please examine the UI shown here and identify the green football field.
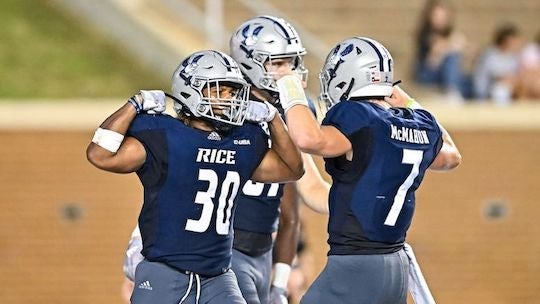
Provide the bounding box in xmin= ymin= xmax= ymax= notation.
xmin=0 ymin=0 xmax=168 ymax=99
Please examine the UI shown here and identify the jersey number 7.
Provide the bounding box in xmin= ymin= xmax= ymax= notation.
xmin=384 ymin=149 xmax=424 ymax=226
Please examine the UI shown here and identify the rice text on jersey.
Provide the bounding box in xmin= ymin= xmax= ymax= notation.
xmin=196 ymin=148 xmax=236 ymax=164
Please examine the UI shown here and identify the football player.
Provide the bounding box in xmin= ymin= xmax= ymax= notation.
xmin=276 ymin=37 xmax=461 ymax=303
xmin=229 ymin=15 xmax=327 ymax=304
xmin=87 ymin=50 xmax=303 ymax=304
xmin=122 ymin=16 xmax=330 ymax=304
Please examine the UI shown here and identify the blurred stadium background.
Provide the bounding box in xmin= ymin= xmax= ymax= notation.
xmin=0 ymin=0 xmax=539 ymax=303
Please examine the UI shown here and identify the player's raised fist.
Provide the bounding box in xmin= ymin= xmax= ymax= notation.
xmin=384 ymin=85 xmax=412 ymax=108
xmin=245 ymin=100 xmax=277 ymax=123
xmin=128 ymin=90 xmax=166 ymax=114
xmin=276 ymin=74 xmax=309 ymax=113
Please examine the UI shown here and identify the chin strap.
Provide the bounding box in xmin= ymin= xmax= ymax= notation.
xmin=209 ymin=120 xmax=234 ymax=135
xmin=165 ymin=92 xmax=195 ymax=118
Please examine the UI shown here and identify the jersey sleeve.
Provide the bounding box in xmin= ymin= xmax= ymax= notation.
xmin=415 ymin=109 xmax=444 ymax=161
xmin=307 ymin=97 xmax=318 ymax=117
xmin=246 ymin=123 xmax=271 ymax=179
xmin=127 ymin=115 xmax=169 ymax=188
xmin=322 ymin=102 xmax=374 ymax=182
xmin=433 ymin=124 xmax=443 ymax=156
xmin=322 ymin=102 xmax=372 ymax=138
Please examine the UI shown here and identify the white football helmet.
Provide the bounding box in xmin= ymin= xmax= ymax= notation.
xmin=319 ymin=37 xmax=394 ymax=108
xmin=171 ymin=50 xmax=250 ymax=127
xmin=230 ymin=15 xmax=307 ymax=93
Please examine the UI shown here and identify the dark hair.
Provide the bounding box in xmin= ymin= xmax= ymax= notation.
xmin=417 ymin=0 xmax=455 ymax=42
xmin=494 ymin=23 xmax=519 ymax=46
xmin=416 ymin=0 xmax=455 ymax=61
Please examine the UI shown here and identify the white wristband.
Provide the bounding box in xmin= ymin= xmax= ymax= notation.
xmin=276 ymin=75 xmax=309 ymax=113
xmin=91 ymin=127 xmax=124 ymax=153
xmin=272 ymin=262 xmax=292 ymax=289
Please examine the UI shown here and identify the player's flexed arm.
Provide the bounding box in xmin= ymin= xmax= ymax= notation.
xmin=86 ymin=91 xmax=165 ymax=173
xmin=295 ymin=153 xmax=330 ymax=214
xmin=384 ymin=85 xmax=462 ymax=171
xmin=274 ymin=74 xmax=352 ymax=158
xmin=247 ymin=103 xmax=305 ymax=183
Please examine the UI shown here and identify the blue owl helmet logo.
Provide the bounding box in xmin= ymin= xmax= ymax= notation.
xmin=241 ymin=25 xmax=263 ymax=48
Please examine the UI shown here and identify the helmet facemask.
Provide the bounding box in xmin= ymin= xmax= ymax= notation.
xmin=255 ymin=52 xmax=308 ymax=93
xmin=318 ymin=46 xmax=343 ymax=110
xmin=318 ymin=68 xmax=333 ymax=110
xmin=195 ymin=79 xmax=250 ymax=127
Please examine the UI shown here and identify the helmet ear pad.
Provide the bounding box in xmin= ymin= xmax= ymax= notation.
xmin=319 ymin=37 xmax=394 ymax=107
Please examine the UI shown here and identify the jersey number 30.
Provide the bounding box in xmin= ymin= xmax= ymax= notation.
xmin=185 ymin=169 xmax=240 ymax=235
xmin=384 ymin=149 xmax=424 ymax=226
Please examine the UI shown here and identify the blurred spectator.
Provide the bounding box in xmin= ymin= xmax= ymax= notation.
xmin=473 ymin=23 xmax=523 ymax=105
xmin=414 ymin=0 xmax=469 ymax=102
xmin=516 ymin=31 xmax=540 ymax=100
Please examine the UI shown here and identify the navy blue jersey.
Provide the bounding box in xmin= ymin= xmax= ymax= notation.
xmin=232 ymin=95 xmax=314 ymax=235
xmin=234 ymin=180 xmax=284 ymax=233
xmin=322 ymin=101 xmax=443 ymax=255
xmin=232 ymin=95 xmax=314 ymax=238
xmin=127 ymin=114 xmax=269 ymax=276
xmin=234 ymin=121 xmax=283 ymax=234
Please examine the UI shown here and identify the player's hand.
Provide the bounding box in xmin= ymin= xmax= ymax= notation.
xmin=269 ymin=286 xmax=288 ymax=304
xmin=128 ymin=90 xmax=166 ymax=114
xmin=384 ymin=85 xmax=412 ymax=108
xmin=276 ymin=74 xmax=309 ymax=112
xmin=245 ymin=100 xmax=277 ymax=123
